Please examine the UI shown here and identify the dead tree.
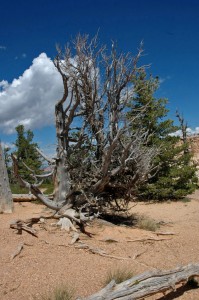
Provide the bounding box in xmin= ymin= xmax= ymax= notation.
xmin=0 ymin=143 xmax=13 ymax=213
xmin=12 ymin=34 xmax=159 ymax=226
xmin=176 ymin=110 xmax=189 ymax=154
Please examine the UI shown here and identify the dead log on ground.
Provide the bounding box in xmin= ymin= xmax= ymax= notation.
xmin=84 ymin=263 xmax=199 ymax=300
xmin=13 ymin=194 xmax=37 ymax=202
xmin=127 ymin=237 xmax=172 ymax=243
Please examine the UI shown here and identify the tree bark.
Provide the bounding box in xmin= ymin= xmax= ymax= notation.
xmin=0 ymin=143 xmax=13 ymax=213
xmin=53 ymin=99 xmax=71 ymax=206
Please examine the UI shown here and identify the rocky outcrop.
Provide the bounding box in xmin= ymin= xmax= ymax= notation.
xmin=190 ymin=136 xmax=199 ymax=164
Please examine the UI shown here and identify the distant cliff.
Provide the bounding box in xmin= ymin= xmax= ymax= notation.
xmin=189 ymin=136 xmax=199 ymax=164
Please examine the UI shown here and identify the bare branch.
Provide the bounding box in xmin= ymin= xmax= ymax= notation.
xmin=36 ymin=147 xmax=55 ymax=164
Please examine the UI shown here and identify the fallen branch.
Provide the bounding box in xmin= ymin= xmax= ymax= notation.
xmin=10 ymin=219 xmax=38 ymax=237
xmin=84 ymin=263 xmax=199 ymax=300
xmin=75 ymin=242 xmax=130 ymax=260
xmin=10 ymin=242 xmax=24 ymax=260
xmin=13 ymin=194 xmax=37 ymax=202
xmin=101 ymin=238 xmax=119 ymax=243
xmin=127 ymin=237 xmax=172 ymax=243
xmin=155 ymin=231 xmax=177 ymax=236
xmin=70 ymin=232 xmax=80 ymax=245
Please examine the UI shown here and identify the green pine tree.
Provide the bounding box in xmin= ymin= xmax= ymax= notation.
xmin=13 ymin=125 xmax=42 ymax=183
xmin=128 ymin=70 xmax=198 ymax=200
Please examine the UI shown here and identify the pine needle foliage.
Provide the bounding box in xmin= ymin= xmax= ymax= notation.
xmin=13 ymin=124 xmax=42 ymax=182
xmin=128 ymin=71 xmax=198 ymax=200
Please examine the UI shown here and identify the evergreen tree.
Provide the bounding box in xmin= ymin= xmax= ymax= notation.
xmin=3 ymin=146 xmax=12 ymax=182
xmin=13 ymin=125 xmax=42 ymax=182
xmin=128 ymin=70 xmax=198 ymax=200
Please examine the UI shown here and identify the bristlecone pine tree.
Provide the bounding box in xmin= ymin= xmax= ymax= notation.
xmin=128 ymin=70 xmax=198 ymax=200
xmin=12 ymin=34 xmax=160 ymax=225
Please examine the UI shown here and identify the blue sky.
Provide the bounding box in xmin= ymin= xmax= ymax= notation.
xmin=1 ymin=0 xmax=199 ymax=152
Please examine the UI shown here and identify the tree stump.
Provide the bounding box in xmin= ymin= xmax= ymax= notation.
xmin=0 ymin=143 xmax=13 ymax=213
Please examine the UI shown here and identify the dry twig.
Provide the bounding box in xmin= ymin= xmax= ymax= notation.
xmin=127 ymin=237 xmax=172 ymax=243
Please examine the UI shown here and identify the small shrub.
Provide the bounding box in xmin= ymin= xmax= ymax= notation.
xmin=10 ymin=184 xmax=27 ymax=194
xmin=41 ymin=183 xmax=54 ymax=195
xmin=137 ymin=216 xmax=159 ymax=232
xmin=103 ymin=267 xmax=134 ymax=286
xmin=178 ymin=197 xmax=191 ymax=203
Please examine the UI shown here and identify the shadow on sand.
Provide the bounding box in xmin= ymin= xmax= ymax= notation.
xmin=157 ymin=282 xmax=199 ymax=300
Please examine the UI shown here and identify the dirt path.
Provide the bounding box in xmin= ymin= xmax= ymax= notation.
xmin=1 ymin=193 xmax=199 ymax=300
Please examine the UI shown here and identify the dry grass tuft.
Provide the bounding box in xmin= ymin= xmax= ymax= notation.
xmin=137 ymin=215 xmax=159 ymax=232
xmin=103 ymin=267 xmax=134 ymax=286
xmin=34 ymin=285 xmax=74 ymax=300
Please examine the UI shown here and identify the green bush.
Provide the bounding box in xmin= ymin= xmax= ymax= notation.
xmin=10 ymin=184 xmax=28 ymax=194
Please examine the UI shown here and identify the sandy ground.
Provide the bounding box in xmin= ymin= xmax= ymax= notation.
xmin=1 ymin=192 xmax=199 ymax=300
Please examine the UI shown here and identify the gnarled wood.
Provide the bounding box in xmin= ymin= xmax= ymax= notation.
xmin=84 ymin=263 xmax=199 ymax=300
xmin=0 ymin=143 xmax=13 ymax=213
xmin=11 ymin=35 xmax=160 ymax=224
xmin=10 ymin=219 xmax=38 ymax=237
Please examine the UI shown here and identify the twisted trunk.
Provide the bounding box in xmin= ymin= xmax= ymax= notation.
xmin=53 ymin=100 xmax=71 ymax=206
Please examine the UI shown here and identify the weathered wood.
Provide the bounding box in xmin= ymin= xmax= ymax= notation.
xmin=75 ymin=242 xmax=130 ymax=260
xmin=57 ymin=217 xmax=77 ymax=232
xmin=13 ymin=194 xmax=37 ymax=202
xmin=0 ymin=143 xmax=13 ymax=213
xmin=10 ymin=242 xmax=24 ymax=260
xmin=127 ymin=237 xmax=172 ymax=243
xmin=12 ymin=154 xmax=62 ymax=211
xmin=84 ymin=263 xmax=199 ymax=300
xmin=70 ymin=232 xmax=80 ymax=245
xmin=10 ymin=219 xmax=38 ymax=237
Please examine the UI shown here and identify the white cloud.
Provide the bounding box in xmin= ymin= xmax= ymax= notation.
xmin=0 ymin=45 xmax=6 ymax=50
xmin=170 ymin=127 xmax=199 ymax=137
xmin=0 ymin=53 xmax=63 ymax=134
xmin=187 ymin=127 xmax=199 ymax=135
xmin=0 ymin=80 xmax=9 ymax=91
xmin=159 ymin=75 xmax=171 ymax=84
xmin=1 ymin=141 xmax=15 ymax=150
